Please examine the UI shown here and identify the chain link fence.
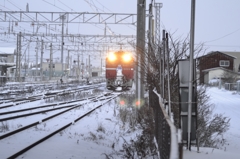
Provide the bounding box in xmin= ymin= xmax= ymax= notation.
xmin=150 ymin=88 xmax=180 ymax=159
xmin=224 ymin=82 xmax=240 ymax=94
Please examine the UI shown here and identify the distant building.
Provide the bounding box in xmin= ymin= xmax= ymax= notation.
xmin=0 ymin=48 xmax=15 ymax=84
xmin=197 ymin=51 xmax=240 ymax=84
xmin=41 ymin=62 xmax=67 ymax=77
xmin=91 ymin=66 xmax=105 ymax=77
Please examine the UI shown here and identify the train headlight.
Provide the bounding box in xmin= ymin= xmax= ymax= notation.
xmin=108 ymin=53 xmax=117 ymax=62
xmin=123 ymin=54 xmax=131 ymax=62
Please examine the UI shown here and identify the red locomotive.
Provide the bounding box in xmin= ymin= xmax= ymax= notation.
xmin=105 ymin=50 xmax=134 ymax=91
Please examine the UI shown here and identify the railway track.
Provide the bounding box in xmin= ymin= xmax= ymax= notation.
xmin=0 ymin=91 xmax=120 ymax=159
xmin=0 ymin=84 xmax=104 ymax=108
xmin=0 ymin=82 xmax=87 ymax=98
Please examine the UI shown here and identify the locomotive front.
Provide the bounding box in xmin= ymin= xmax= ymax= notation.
xmin=105 ymin=51 xmax=134 ymax=91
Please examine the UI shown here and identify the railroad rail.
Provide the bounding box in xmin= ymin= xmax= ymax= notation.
xmin=1 ymin=92 xmax=120 ymax=159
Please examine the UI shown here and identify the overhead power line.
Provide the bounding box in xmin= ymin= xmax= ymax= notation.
xmin=205 ymin=28 xmax=240 ymax=43
xmin=6 ymin=0 xmax=22 ymax=11
xmin=57 ymin=0 xmax=74 ymax=11
xmin=204 ymin=44 xmax=240 ymax=48
xmin=42 ymin=0 xmax=65 ymax=11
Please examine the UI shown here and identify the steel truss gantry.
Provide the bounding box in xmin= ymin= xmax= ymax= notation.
xmin=0 ymin=32 xmax=136 ymax=44
xmin=0 ymin=11 xmax=137 ymax=25
xmin=154 ymin=3 xmax=163 ymax=47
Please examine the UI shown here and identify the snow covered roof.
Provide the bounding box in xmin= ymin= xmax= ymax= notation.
xmin=202 ymin=67 xmax=240 ymax=75
xmin=202 ymin=67 xmax=230 ymax=72
xmin=222 ymin=51 xmax=240 ymax=59
xmin=197 ymin=51 xmax=237 ymax=59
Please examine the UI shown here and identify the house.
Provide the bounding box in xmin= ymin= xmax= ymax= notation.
xmin=221 ymin=51 xmax=240 ymax=72
xmin=197 ymin=51 xmax=240 ymax=84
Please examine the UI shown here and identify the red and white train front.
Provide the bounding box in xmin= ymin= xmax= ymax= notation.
xmin=105 ymin=51 xmax=134 ymax=91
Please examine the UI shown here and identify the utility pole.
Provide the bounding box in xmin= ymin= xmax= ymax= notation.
xmin=162 ymin=30 xmax=166 ymax=99
xmin=166 ymin=33 xmax=171 ymax=115
xmin=136 ymin=0 xmax=146 ymax=104
xmin=67 ymin=50 xmax=70 ymax=79
xmin=89 ymin=55 xmax=91 ymax=78
xmin=15 ymin=33 xmax=19 ymax=82
xmin=82 ymin=52 xmax=84 ymax=79
xmin=61 ymin=14 xmax=65 ymax=77
xmin=40 ymin=39 xmax=44 ymax=81
xmin=28 ymin=43 xmax=30 ymax=77
xmin=148 ymin=3 xmax=153 ymax=91
xmin=18 ymin=32 xmax=21 ymax=82
xmin=77 ymin=54 xmax=80 ymax=80
xmin=101 ymin=58 xmax=102 ymax=77
xmin=49 ymin=43 xmax=53 ymax=80
xmin=146 ymin=3 xmax=153 ymax=110
xmin=25 ymin=44 xmax=27 ymax=77
xmin=86 ymin=58 xmax=87 ymax=78
xmin=35 ymin=38 xmax=38 ymax=80
xmin=187 ymin=0 xmax=196 ymax=150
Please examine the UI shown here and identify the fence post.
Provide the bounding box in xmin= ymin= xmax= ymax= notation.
xmin=237 ymin=81 xmax=240 ymax=93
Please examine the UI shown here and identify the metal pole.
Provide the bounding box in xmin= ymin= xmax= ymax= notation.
xmin=154 ymin=3 xmax=163 ymax=96
xmin=27 ymin=43 xmax=30 ymax=79
xmin=36 ymin=38 xmax=38 ymax=80
xmin=136 ymin=0 xmax=146 ymax=102
xmin=70 ymin=55 xmax=72 ymax=77
xmin=148 ymin=3 xmax=152 ymax=91
xmin=187 ymin=0 xmax=196 ymax=150
xmin=86 ymin=58 xmax=87 ymax=72
xmin=162 ymin=30 xmax=166 ymax=99
xmin=15 ymin=33 xmax=19 ymax=82
xmin=166 ymin=33 xmax=171 ymax=115
xmin=40 ymin=39 xmax=44 ymax=81
xmin=18 ymin=32 xmax=21 ymax=82
xmin=101 ymin=58 xmax=102 ymax=77
xmin=89 ymin=55 xmax=91 ymax=78
xmin=50 ymin=43 xmax=52 ymax=80
xmin=154 ymin=3 xmax=163 ymax=46
xmin=82 ymin=52 xmax=84 ymax=79
xmin=61 ymin=15 xmax=65 ymax=77
xmin=67 ymin=50 xmax=70 ymax=79
xmin=159 ymin=46 xmax=162 ymax=95
xmin=78 ymin=54 xmax=80 ymax=80
xmin=25 ymin=43 xmax=27 ymax=78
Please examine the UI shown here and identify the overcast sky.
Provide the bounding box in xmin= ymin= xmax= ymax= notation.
xmin=0 ymin=0 xmax=240 ymax=65
xmin=160 ymin=0 xmax=240 ymax=52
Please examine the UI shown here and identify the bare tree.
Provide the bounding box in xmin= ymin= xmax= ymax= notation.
xmin=221 ymin=71 xmax=238 ymax=84
xmin=196 ymin=86 xmax=230 ymax=149
xmin=146 ymin=32 xmax=205 ymax=126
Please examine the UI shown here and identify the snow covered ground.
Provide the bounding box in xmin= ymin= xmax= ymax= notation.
xmin=0 ymin=87 xmax=151 ymax=159
xmin=184 ymin=87 xmax=240 ymax=159
xmin=1 ymin=85 xmax=239 ymax=159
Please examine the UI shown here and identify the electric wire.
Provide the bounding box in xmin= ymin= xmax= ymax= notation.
xmin=94 ymin=0 xmax=136 ymax=31
xmin=1 ymin=1 xmax=136 ymax=59
xmin=6 ymin=0 xmax=22 ymax=11
xmin=205 ymin=28 xmax=240 ymax=43
xmin=42 ymin=0 xmax=65 ymax=11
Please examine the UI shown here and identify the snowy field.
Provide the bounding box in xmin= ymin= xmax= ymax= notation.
xmin=184 ymin=87 xmax=240 ymax=159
